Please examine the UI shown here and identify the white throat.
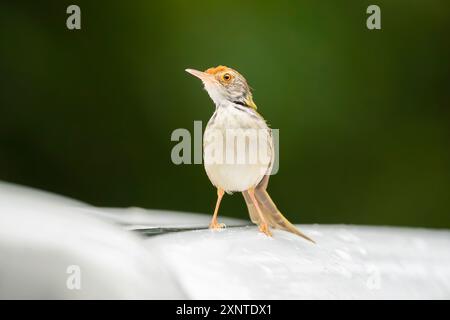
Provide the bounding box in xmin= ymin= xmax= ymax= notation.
xmin=203 ymin=81 xmax=229 ymax=107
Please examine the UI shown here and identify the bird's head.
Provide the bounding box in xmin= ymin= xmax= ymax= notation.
xmin=186 ymin=65 xmax=257 ymax=109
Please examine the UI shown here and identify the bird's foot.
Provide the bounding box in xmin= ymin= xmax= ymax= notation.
xmin=209 ymin=220 xmax=226 ymax=230
xmin=259 ymin=223 xmax=273 ymax=237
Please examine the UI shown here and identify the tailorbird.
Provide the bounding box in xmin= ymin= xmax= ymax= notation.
xmin=186 ymin=65 xmax=314 ymax=242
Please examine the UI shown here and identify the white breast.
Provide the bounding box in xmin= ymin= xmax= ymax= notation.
xmin=203 ymin=103 xmax=273 ymax=193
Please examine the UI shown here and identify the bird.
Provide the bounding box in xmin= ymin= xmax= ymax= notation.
xmin=186 ymin=65 xmax=314 ymax=243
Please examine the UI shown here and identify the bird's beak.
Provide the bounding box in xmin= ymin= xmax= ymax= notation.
xmin=185 ymin=68 xmax=214 ymax=82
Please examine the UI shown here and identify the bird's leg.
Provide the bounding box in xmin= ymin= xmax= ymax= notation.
xmin=209 ymin=188 xmax=226 ymax=229
xmin=247 ymin=188 xmax=272 ymax=237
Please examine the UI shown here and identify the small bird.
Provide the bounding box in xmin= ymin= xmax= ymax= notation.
xmin=186 ymin=66 xmax=314 ymax=242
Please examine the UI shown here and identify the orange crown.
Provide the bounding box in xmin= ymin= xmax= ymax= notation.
xmin=204 ymin=65 xmax=229 ymax=75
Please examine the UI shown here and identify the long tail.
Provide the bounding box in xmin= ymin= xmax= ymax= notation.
xmin=243 ymin=182 xmax=315 ymax=243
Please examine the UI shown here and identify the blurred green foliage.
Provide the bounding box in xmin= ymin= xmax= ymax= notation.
xmin=1 ymin=1 xmax=449 ymax=228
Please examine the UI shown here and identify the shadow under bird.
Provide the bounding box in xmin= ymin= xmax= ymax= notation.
xmin=186 ymin=66 xmax=314 ymax=243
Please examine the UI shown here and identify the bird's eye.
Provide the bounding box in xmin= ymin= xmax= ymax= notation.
xmin=222 ymin=73 xmax=232 ymax=81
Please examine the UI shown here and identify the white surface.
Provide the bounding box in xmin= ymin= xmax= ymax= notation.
xmin=1 ymin=181 xmax=450 ymax=299
xmin=0 ymin=181 xmax=185 ymax=299
xmin=147 ymin=225 xmax=450 ymax=299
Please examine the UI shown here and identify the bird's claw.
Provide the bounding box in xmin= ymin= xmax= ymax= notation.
xmin=209 ymin=220 xmax=226 ymax=230
xmin=259 ymin=223 xmax=273 ymax=237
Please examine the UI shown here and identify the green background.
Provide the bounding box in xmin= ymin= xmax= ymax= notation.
xmin=1 ymin=1 xmax=449 ymax=228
